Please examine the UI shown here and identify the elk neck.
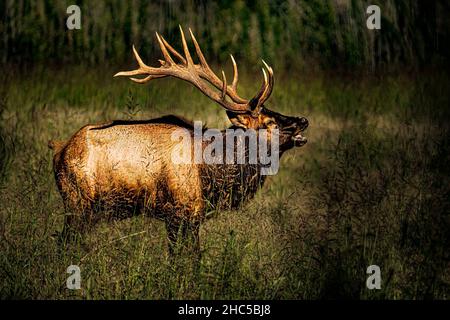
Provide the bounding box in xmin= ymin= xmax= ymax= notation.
xmin=198 ymin=126 xmax=281 ymax=213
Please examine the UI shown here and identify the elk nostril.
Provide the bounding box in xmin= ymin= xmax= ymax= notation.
xmin=299 ymin=117 xmax=308 ymax=128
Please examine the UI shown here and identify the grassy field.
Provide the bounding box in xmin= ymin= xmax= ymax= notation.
xmin=0 ymin=66 xmax=449 ymax=299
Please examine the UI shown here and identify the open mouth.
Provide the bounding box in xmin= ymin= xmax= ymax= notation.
xmin=292 ymin=117 xmax=309 ymax=147
xmin=293 ymin=133 xmax=307 ymax=147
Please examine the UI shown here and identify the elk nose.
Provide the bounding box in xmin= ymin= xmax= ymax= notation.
xmin=298 ymin=117 xmax=309 ymax=129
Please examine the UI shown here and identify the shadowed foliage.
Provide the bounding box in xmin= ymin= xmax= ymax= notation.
xmin=2 ymin=0 xmax=450 ymax=70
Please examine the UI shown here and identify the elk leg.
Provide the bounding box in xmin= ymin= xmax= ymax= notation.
xmin=181 ymin=222 xmax=201 ymax=257
xmin=59 ymin=198 xmax=94 ymax=244
xmin=165 ymin=218 xmax=183 ymax=256
xmin=55 ymin=172 xmax=94 ymax=243
xmin=60 ymin=213 xmax=86 ymax=243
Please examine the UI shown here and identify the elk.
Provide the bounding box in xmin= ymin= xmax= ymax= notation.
xmin=49 ymin=27 xmax=308 ymax=254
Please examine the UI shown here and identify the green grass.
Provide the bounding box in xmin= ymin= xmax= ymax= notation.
xmin=0 ymin=66 xmax=449 ymax=299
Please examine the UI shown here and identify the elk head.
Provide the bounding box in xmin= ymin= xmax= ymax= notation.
xmin=114 ymin=26 xmax=308 ymax=152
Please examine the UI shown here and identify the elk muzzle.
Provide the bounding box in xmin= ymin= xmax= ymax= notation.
xmin=293 ymin=117 xmax=308 ymax=147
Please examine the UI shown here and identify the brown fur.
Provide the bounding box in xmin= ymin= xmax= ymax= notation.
xmin=52 ymin=118 xmax=199 ymax=247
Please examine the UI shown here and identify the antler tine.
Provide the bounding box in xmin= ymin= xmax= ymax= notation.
xmin=159 ymin=35 xmax=186 ymax=65
xmin=189 ymin=28 xmax=215 ymax=74
xmin=113 ymin=45 xmax=149 ymax=78
xmin=221 ymin=70 xmax=227 ymax=100
xmin=179 ymin=25 xmax=194 ymax=67
xmin=252 ymin=67 xmax=268 ymax=104
xmin=260 ymin=59 xmax=274 ymax=102
xmin=230 ymin=54 xmax=239 ymax=92
xmin=189 ymin=27 xmax=234 ymax=93
xmin=262 ymin=60 xmax=274 ymax=86
xmin=155 ymin=32 xmax=175 ymax=66
xmin=114 ymin=45 xmax=168 ymax=83
xmin=132 ymin=45 xmax=148 ymax=69
xmin=189 ymin=28 xmax=246 ymax=104
xmin=251 ymin=60 xmax=274 ymax=110
xmin=130 ymin=74 xmax=167 ymax=83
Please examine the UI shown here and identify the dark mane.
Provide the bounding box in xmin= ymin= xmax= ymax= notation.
xmin=89 ymin=115 xmax=196 ymax=131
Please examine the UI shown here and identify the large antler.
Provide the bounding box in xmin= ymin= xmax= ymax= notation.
xmin=114 ymin=26 xmax=273 ymax=114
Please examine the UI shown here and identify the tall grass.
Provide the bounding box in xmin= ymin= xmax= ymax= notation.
xmin=2 ymin=0 xmax=449 ymax=70
xmin=0 ymin=66 xmax=449 ymax=299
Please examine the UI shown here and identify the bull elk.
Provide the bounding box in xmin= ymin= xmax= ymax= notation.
xmin=49 ymin=26 xmax=308 ymax=254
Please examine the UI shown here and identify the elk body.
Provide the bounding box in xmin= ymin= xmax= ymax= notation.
xmin=49 ymin=27 xmax=308 ymax=253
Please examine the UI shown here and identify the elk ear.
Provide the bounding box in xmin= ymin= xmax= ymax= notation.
xmin=226 ymin=111 xmax=252 ymax=129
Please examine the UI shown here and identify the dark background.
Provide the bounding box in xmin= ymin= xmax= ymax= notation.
xmin=2 ymin=0 xmax=450 ymax=71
